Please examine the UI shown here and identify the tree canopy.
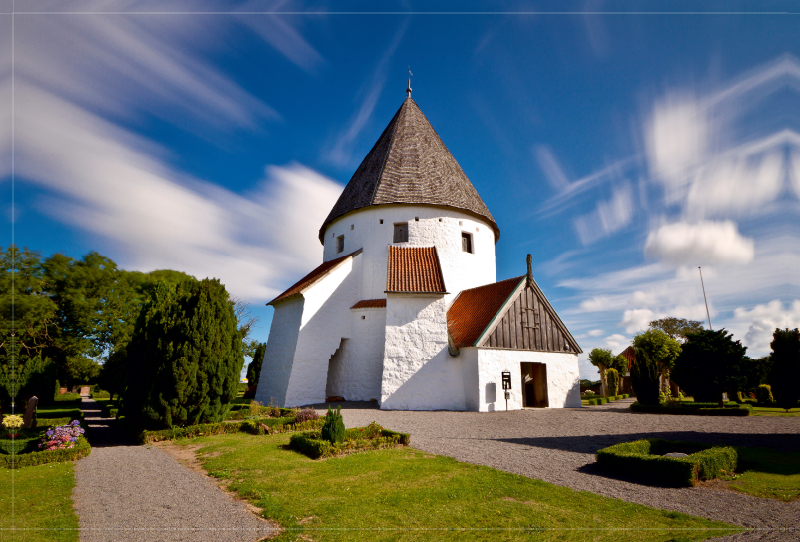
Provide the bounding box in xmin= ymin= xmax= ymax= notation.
xmin=671 ymin=329 xmax=748 ymax=405
xmin=768 ymin=328 xmax=800 ymax=411
xmin=648 ymin=317 xmax=704 ymax=342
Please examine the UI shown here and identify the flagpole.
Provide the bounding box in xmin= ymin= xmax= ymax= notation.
xmin=698 ymin=267 xmax=712 ymax=330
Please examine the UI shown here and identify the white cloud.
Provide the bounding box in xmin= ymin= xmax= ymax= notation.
xmin=603 ymin=334 xmax=629 ymax=350
xmin=535 ymin=145 xmax=570 ymax=191
xmin=619 ymin=309 xmax=654 ymax=334
xmin=645 ymin=220 xmax=754 ymax=265
xmin=573 ymin=184 xmax=634 ymax=244
xmin=579 ymin=296 xmax=612 ymax=312
xmin=588 ymin=329 xmax=604 ymax=337
xmin=732 ymin=300 xmax=800 ymax=355
xmin=238 ymin=12 xmax=323 ymax=74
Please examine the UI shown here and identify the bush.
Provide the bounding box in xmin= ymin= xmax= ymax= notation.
xmin=755 ymin=384 xmax=774 ymax=404
xmin=606 ymin=368 xmax=619 ymax=397
xmin=124 ymin=279 xmax=243 ymax=429
xmin=631 ymin=350 xmax=660 ymax=405
xmin=0 ymin=436 xmax=91 ymax=469
xmin=245 ymin=343 xmax=266 ymax=389
xmin=295 ymin=408 xmax=319 ymax=423
xmin=768 ymin=328 xmax=800 ymax=412
xmin=596 ymin=438 xmax=738 ymax=487
xmin=320 ymin=405 xmax=345 ymax=444
xmin=289 ymin=423 xmax=410 ymax=459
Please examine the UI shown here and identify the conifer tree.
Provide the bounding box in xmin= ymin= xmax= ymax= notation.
xmin=321 ymin=405 xmax=345 ymax=444
xmin=631 ymin=349 xmax=660 ymax=405
xmin=124 ymin=279 xmax=243 ymax=429
xmin=768 ymin=328 xmax=800 ymax=412
xmin=246 ymin=342 xmax=266 ymax=388
xmin=606 ymin=368 xmax=619 ymax=397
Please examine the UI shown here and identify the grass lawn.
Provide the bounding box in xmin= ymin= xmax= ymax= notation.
xmin=174 ymin=432 xmax=740 ymax=542
xmin=0 ymin=462 xmax=79 ymax=541
xmin=720 ymin=447 xmax=800 ymax=502
xmin=750 ymin=406 xmax=800 ymax=417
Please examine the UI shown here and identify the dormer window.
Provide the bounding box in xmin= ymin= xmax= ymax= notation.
xmin=393 ymin=223 xmax=408 ymax=243
xmin=336 ymin=235 xmax=345 ymax=254
xmin=462 ymin=232 xmax=473 ymax=254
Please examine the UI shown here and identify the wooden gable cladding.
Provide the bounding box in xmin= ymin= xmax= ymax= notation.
xmin=479 ymin=283 xmax=581 ymax=353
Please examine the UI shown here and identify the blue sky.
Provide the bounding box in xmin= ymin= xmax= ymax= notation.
xmin=2 ymin=1 xmax=799 ymax=379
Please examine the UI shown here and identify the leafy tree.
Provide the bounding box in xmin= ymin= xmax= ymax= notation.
xmin=246 ymin=342 xmax=266 ymax=388
xmin=606 ymin=368 xmax=619 ymax=397
xmin=631 ymin=349 xmax=660 ymax=405
xmin=608 ymin=354 xmax=629 ymax=378
xmin=632 ymin=329 xmax=681 ymax=392
xmin=671 ymin=329 xmax=748 ymax=406
xmin=0 ymin=246 xmax=58 ymax=413
xmin=588 ymin=348 xmax=613 ymax=396
xmin=124 ymin=279 xmax=244 ymax=429
xmin=768 ymin=328 xmax=800 ymax=412
xmin=648 ymin=317 xmax=704 ymax=342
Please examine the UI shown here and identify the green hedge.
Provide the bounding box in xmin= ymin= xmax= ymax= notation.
xmin=583 ymin=394 xmax=629 ymax=406
xmin=34 ymin=417 xmax=72 ymax=428
xmin=0 ymin=437 xmax=91 ymax=469
xmin=139 ymin=422 xmax=245 ymax=444
xmin=54 ymin=393 xmax=82 ymax=402
xmin=630 ymin=401 xmax=751 ymax=416
xmin=36 ymin=407 xmax=84 ymax=421
xmin=596 ymin=438 xmax=737 ymax=487
xmin=289 ymin=425 xmax=411 ymax=459
xmin=240 ymin=417 xmax=325 ymax=435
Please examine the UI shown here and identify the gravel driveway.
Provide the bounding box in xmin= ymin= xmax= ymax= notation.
xmin=72 ymin=399 xmax=277 ymax=542
xmin=322 ymin=399 xmax=799 ymax=539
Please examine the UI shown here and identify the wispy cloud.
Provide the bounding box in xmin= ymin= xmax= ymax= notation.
xmin=645 ymin=220 xmax=755 ymax=266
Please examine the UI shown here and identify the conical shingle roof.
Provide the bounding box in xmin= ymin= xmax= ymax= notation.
xmin=319 ymin=97 xmax=499 ymax=243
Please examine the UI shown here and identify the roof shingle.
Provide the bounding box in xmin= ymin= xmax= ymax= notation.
xmin=386 ymin=246 xmax=447 ymax=294
xmin=350 ymin=299 xmax=387 ymax=309
xmin=268 ymin=250 xmax=360 ymax=306
xmin=319 ymin=97 xmax=499 ymax=243
xmin=447 ymin=276 xmax=524 ymax=348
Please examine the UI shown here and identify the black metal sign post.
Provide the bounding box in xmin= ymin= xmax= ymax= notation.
xmin=501 ymin=371 xmax=511 ymax=411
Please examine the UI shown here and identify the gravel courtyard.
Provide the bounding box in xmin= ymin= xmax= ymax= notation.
xmin=327 ymin=399 xmax=799 ymax=536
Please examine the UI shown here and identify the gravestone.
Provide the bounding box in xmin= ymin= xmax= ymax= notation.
xmin=22 ymin=396 xmax=38 ymax=428
xmin=80 ymin=386 xmax=91 ymax=397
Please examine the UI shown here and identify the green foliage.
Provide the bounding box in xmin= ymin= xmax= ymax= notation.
xmin=671 ymin=329 xmax=748 ymax=404
xmin=768 ymin=328 xmax=800 ymax=412
xmin=139 ymin=421 xmax=245 ymax=443
xmin=124 ymin=279 xmax=244 ymax=429
xmin=320 ymin=405 xmax=345 ymax=444
xmin=648 ymin=317 xmax=704 ymax=341
xmin=631 ymin=349 xmax=660 ymax=405
xmin=596 ymin=439 xmax=738 ymax=487
xmin=0 ymin=436 xmax=91 ymax=469
xmin=608 ymin=354 xmax=628 ymax=377
xmin=289 ymin=423 xmax=410 ymax=459
xmin=606 ymin=368 xmax=619 ymax=397
xmin=633 ymin=329 xmax=682 ymax=376
xmin=755 ymin=384 xmax=774 ymax=404
xmin=246 ymin=342 xmax=266 ymax=388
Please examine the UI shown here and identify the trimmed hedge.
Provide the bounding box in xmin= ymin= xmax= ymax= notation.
xmin=289 ymin=425 xmax=411 ymax=459
xmin=36 ymin=407 xmax=84 ymax=421
xmin=35 ymin=417 xmax=72 ymax=428
xmin=139 ymin=416 xmax=327 ymax=443
xmin=241 ymin=417 xmax=326 ymax=436
xmin=0 ymin=436 xmax=91 ymax=469
xmin=583 ymin=394 xmax=630 ymax=406
xmin=54 ymin=393 xmax=82 ymax=402
xmin=596 ymin=438 xmax=737 ymax=487
xmin=630 ymin=401 xmax=751 ymax=416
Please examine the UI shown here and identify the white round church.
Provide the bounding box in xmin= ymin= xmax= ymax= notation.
xmin=255 ymin=92 xmax=582 ymax=411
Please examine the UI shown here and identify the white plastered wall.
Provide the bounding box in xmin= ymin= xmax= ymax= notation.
xmin=326 ymin=307 xmax=386 ymax=402
xmin=281 ymin=254 xmax=362 ymax=407
xmin=254 ymin=297 xmax=303 ymax=406
xmin=322 ymin=205 xmax=496 ymax=305
xmin=472 ymin=349 xmax=581 ymax=412
xmin=381 ymin=294 xmax=467 ymax=410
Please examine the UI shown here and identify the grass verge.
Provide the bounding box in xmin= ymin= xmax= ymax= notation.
xmin=750 ymin=406 xmax=800 ymax=417
xmin=721 ymin=447 xmax=800 ymax=502
xmin=0 ymin=462 xmax=79 ymax=541
xmin=174 ymin=431 xmax=740 ymax=542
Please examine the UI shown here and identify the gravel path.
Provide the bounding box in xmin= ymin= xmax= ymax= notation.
xmin=72 ymin=398 xmax=277 ymax=542
xmin=314 ymin=399 xmax=800 ymax=539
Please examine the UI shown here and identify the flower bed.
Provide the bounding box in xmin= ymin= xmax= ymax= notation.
xmin=1 ymin=436 xmax=91 ymax=469
xmin=289 ymin=422 xmax=411 ymax=460
xmin=0 ymin=420 xmax=91 ymax=469
xmin=630 ymin=401 xmax=751 ymax=416
xmin=596 ymin=438 xmax=737 ymax=487
xmin=39 ymin=420 xmax=85 ymax=451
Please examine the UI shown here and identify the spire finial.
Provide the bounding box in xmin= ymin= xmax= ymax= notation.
xmin=526 ymin=254 xmax=533 ymax=287
xmin=406 ymin=66 xmax=413 ymax=98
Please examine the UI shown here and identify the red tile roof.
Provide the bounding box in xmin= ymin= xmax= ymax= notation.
xmin=386 ymin=246 xmax=447 ymax=294
xmin=619 ymin=346 xmax=635 ymax=370
xmin=447 ymin=276 xmax=524 ymax=348
xmin=350 ymin=299 xmax=387 ymax=309
xmin=268 ymin=250 xmax=360 ymax=306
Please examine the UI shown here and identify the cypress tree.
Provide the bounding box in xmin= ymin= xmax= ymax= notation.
xmin=768 ymin=328 xmax=800 ymax=412
xmin=321 ymin=405 xmax=345 ymax=444
xmin=246 ymin=342 xmax=266 ymax=388
xmin=124 ymin=279 xmax=243 ymax=429
xmin=606 ymin=368 xmax=619 ymax=397
xmin=631 ymin=349 xmax=660 ymax=405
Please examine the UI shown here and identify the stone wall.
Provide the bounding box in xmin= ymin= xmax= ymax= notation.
xmin=254 ymin=297 xmax=303 ymax=406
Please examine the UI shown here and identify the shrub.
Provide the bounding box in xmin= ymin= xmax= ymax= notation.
xmin=0 ymin=436 xmax=91 ymax=469
xmin=606 ymin=368 xmax=619 ymax=397
xmin=768 ymin=328 xmax=800 ymax=412
xmin=320 ymin=405 xmax=345 ymax=444
xmin=289 ymin=423 xmax=410 ymax=459
xmin=631 ymin=350 xmax=660 ymax=405
xmin=755 ymin=384 xmax=774 ymax=404
xmin=245 ymin=342 xmax=266 ymax=389
xmin=124 ymin=279 xmax=243 ymax=429
xmin=596 ymin=438 xmax=738 ymax=487
xmin=38 ymin=420 xmax=85 ymax=451
xmin=295 ymin=408 xmax=319 ymax=423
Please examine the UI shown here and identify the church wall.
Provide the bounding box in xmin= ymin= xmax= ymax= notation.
xmin=283 ymin=255 xmax=361 ymax=407
xmin=254 ymin=297 xmax=304 ymax=406
xmin=381 ymin=294 xmax=467 ymax=410
xmin=475 ymin=350 xmax=581 ymax=412
xmin=340 ymin=306 xmax=386 ymax=401
xmin=322 ymin=205 xmax=496 ymax=305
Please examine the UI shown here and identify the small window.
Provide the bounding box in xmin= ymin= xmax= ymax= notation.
xmin=438 ymin=218 xmax=442 ymax=222
xmin=336 ymin=235 xmax=345 ymax=253
xmin=415 ymin=217 xmax=419 ymax=221
xmin=462 ymin=232 xmax=473 ymax=254
xmin=361 ymin=315 xmax=366 ymax=320
xmin=459 ymin=221 xmax=463 ymax=226
xmin=393 ymin=223 xmax=408 ymax=243
xmin=350 ymin=224 xmax=354 ymax=231
xmin=379 ymin=219 xmax=383 ymax=224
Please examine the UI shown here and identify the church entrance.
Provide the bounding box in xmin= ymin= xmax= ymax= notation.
xmin=520 ymin=362 xmax=549 ymax=408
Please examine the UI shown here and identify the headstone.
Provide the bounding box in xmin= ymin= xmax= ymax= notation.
xmin=663 ymin=452 xmax=688 ymax=458
xmin=22 ymin=396 xmax=38 ymax=428
xmin=80 ymin=386 xmax=91 ymax=397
